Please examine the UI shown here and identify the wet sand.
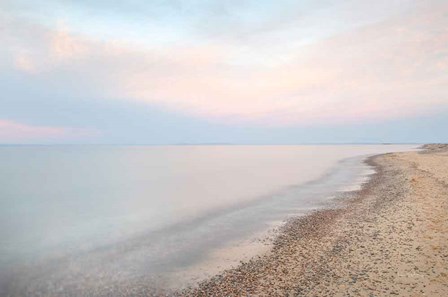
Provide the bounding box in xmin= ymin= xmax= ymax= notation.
xmin=175 ymin=144 xmax=448 ymax=296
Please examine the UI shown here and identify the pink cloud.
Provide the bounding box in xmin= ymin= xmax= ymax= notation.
xmin=51 ymin=29 xmax=89 ymax=60
xmin=0 ymin=120 xmax=99 ymax=143
xmin=14 ymin=53 xmax=37 ymax=74
xmin=2 ymin=1 xmax=448 ymax=126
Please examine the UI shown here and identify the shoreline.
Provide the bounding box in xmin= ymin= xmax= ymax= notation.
xmin=168 ymin=154 xmax=377 ymax=289
xmin=1 ymin=147 xmax=416 ymax=297
xmin=174 ymin=145 xmax=448 ymax=296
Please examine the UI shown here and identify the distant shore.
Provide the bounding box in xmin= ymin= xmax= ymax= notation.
xmin=176 ymin=144 xmax=448 ymax=296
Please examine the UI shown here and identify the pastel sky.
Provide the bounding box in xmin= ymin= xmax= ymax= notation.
xmin=1 ymin=0 xmax=447 ymax=144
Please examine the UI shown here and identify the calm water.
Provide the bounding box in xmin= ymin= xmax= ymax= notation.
xmin=0 ymin=145 xmax=415 ymax=295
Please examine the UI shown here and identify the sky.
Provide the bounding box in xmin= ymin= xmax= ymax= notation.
xmin=0 ymin=0 xmax=447 ymax=144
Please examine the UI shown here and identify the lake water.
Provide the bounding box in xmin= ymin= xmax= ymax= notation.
xmin=0 ymin=145 xmax=416 ymax=295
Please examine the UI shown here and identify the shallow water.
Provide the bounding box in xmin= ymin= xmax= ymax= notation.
xmin=0 ymin=145 xmax=415 ymax=294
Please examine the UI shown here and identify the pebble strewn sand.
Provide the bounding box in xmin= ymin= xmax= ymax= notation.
xmin=175 ymin=145 xmax=448 ymax=296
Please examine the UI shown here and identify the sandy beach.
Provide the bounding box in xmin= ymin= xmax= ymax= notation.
xmin=175 ymin=144 xmax=448 ymax=296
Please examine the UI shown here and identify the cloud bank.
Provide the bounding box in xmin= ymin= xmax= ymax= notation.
xmin=0 ymin=0 xmax=447 ymax=142
xmin=0 ymin=119 xmax=98 ymax=143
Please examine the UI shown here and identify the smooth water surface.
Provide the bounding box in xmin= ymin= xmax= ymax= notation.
xmin=0 ymin=145 xmax=415 ymax=294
